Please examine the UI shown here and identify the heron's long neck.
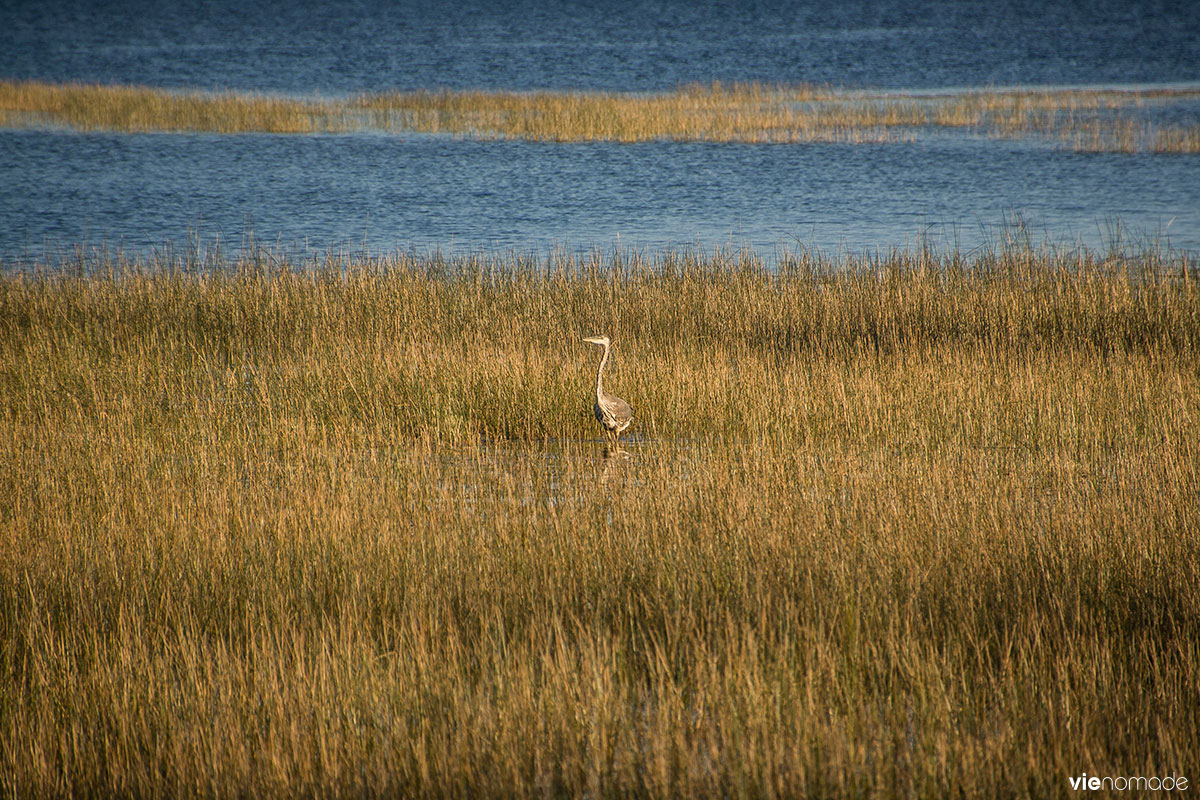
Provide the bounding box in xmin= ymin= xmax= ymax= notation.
xmin=595 ymin=344 xmax=609 ymax=401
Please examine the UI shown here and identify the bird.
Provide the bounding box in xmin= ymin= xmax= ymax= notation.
xmin=583 ymin=334 xmax=633 ymax=448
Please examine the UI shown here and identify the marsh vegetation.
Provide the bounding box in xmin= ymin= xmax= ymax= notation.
xmin=3 ymin=79 xmax=1199 ymax=151
xmin=2 ymin=244 xmax=1197 ymax=797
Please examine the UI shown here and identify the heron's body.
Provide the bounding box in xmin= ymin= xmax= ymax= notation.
xmin=583 ymin=335 xmax=632 ymax=446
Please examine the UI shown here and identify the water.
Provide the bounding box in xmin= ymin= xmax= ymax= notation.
xmin=2 ymin=0 xmax=1200 ymax=263
xmin=5 ymin=0 xmax=1198 ymax=93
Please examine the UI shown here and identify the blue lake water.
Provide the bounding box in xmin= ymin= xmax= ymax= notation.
xmin=2 ymin=0 xmax=1200 ymax=264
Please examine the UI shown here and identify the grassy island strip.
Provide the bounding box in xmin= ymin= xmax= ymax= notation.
xmin=2 ymin=78 xmax=1199 ymax=150
xmin=2 ymin=245 xmax=1198 ymax=797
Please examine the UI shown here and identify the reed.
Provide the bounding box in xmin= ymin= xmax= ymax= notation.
xmin=1154 ymin=124 xmax=1200 ymax=154
xmin=1 ymin=244 xmax=1197 ymax=798
xmin=3 ymin=79 xmax=1198 ymax=151
xmin=0 ymin=79 xmax=347 ymax=133
xmin=352 ymin=82 xmax=901 ymax=143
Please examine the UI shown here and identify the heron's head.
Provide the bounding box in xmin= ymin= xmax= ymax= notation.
xmin=583 ymin=335 xmax=610 ymax=348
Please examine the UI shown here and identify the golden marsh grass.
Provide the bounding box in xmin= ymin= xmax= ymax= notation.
xmin=3 ymin=79 xmax=1199 ymax=151
xmin=0 ymin=80 xmax=350 ymax=134
xmin=2 ymin=245 xmax=1198 ymax=797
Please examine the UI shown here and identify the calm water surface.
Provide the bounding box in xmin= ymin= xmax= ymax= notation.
xmin=5 ymin=130 xmax=1198 ymax=260
xmin=2 ymin=0 xmax=1199 ymax=263
xmin=6 ymin=0 xmax=1198 ymax=93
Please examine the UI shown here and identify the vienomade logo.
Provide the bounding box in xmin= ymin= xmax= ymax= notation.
xmin=1068 ymin=772 xmax=1188 ymax=792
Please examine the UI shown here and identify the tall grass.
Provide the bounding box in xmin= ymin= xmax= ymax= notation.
xmin=353 ymin=82 xmax=896 ymax=143
xmin=0 ymin=80 xmax=349 ymax=133
xmin=2 ymin=243 xmax=1198 ymax=797
xmin=4 ymin=79 xmax=1199 ymax=151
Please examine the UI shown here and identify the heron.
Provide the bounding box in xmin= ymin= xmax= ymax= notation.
xmin=583 ymin=334 xmax=633 ymax=447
